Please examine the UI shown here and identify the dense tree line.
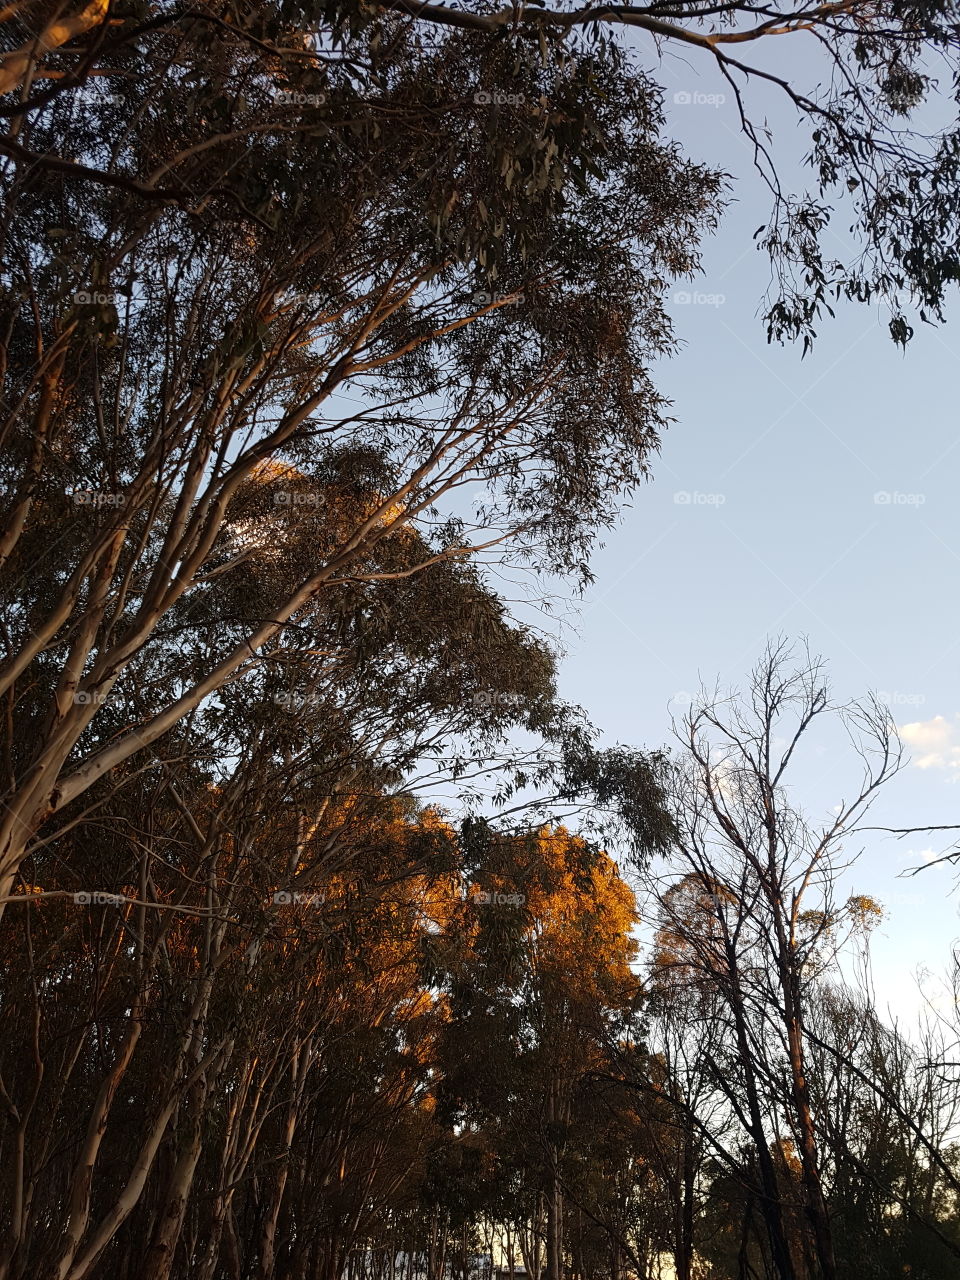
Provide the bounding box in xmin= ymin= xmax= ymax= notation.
xmin=5 ymin=1 xmax=960 ymax=1278
xmin=1 ymin=640 xmax=958 ymax=1280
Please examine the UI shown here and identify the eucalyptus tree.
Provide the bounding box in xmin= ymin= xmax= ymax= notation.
xmin=0 ymin=494 xmax=583 ymax=1280
xmin=8 ymin=0 xmax=960 ymax=907
xmin=0 ymin=7 xmax=723 ymax=902
xmin=429 ymin=824 xmax=641 ymax=1280
xmin=6 ymin=0 xmax=960 ymax=345
xmin=0 ymin=773 xmax=462 ymax=1280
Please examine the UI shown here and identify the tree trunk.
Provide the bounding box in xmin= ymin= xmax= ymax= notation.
xmin=544 ymin=1166 xmax=563 ymax=1280
xmin=44 ymin=1004 xmax=145 ymax=1280
xmin=139 ymin=1076 xmax=207 ymax=1280
xmin=675 ymin=1127 xmax=695 ymax=1280
xmin=785 ymin=1006 xmax=836 ymax=1280
xmin=722 ymin=946 xmax=796 ymax=1280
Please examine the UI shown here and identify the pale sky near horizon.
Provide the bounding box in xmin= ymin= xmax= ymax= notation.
xmin=555 ymin=35 xmax=960 ymax=1025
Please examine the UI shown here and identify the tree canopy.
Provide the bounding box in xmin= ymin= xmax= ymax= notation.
xmin=3 ymin=4 xmax=960 ymax=1280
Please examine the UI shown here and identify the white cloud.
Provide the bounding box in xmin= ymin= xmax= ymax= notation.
xmin=916 ymin=847 xmax=949 ymax=867
xmin=900 ymin=713 xmax=960 ymax=772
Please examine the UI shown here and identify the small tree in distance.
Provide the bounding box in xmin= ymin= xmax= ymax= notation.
xmin=648 ymin=640 xmax=901 ymax=1280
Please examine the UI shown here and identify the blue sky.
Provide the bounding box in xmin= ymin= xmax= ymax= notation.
xmin=556 ymin=37 xmax=960 ymax=1022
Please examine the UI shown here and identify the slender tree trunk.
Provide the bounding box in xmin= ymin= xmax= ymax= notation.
xmin=223 ymin=1206 xmax=243 ymax=1280
xmin=44 ymin=1002 xmax=146 ymax=1280
xmin=787 ymin=1022 xmax=836 ymax=1279
xmin=139 ymin=1076 xmax=207 ymax=1280
xmin=780 ymin=966 xmax=836 ymax=1280
xmin=545 ymin=1165 xmax=563 ymax=1280
xmin=0 ymin=1111 xmax=30 ymax=1280
xmin=56 ymin=1039 xmax=229 ymax=1280
xmin=253 ymin=1043 xmax=309 ymax=1280
xmin=736 ymin=1197 xmax=755 ymax=1280
xmin=722 ymin=947 xmax=796 ymax=1280
xmin=675 ymin=1126 xmax=695 ymax=1280
xmin=518 ymin=1203 xmax=543 ymax=1280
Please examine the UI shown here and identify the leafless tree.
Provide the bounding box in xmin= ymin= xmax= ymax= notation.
xmin=651 ymin=640 xmax=902 ymax=1280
